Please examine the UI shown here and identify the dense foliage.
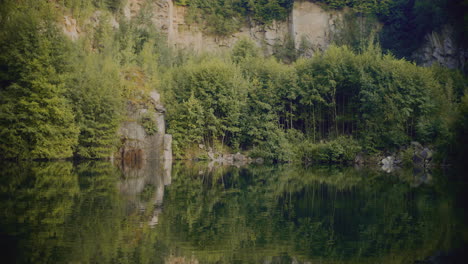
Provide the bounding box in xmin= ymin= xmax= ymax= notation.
xmin=0 ymin=0 xmax=466 ymax=164
xmin=0 ymin=3 xmax=79 ymax=159
xmin=0 ymin=0 xmax=169 ymax=159
xmin=164 ymin=41 xmax=465 ymax=162
xmin=164 ymin=59 xmax=247 ymax=155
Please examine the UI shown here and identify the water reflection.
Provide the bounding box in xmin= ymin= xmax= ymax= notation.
xmin=0 ymin=161 xmax=466 ymax=263
xmin=0 ymin=162 xmax=78 ymax=263
xmin=160 ymin=164 xmax=466 ymax=263
xmin=117 ymin=157 xmax=172 ymax=227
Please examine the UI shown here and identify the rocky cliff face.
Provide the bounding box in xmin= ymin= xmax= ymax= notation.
xmin=117 ymin=91 xmax=172 ymax=165
xmin=412 ymin=25 xmax=467 ymax=71
xmin=62 ymin=1 xmax=467 ymax=71
xmin=291 ymin=1 xmax=340 ymax=53
xmin=124 ymin=0 xmax=341 ymax=55
xmin=63 ymin=15 xmax=80 ymax=41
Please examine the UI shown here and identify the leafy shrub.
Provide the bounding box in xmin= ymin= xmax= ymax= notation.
xmin=140 ymin=113 xmax=158 ymax=136
xmin=139 ymin=184 xmax=155 ymax=202
xmin=249 ymin=129 xmax=294 ymax=163
xmin=164 ymin=58 xmax=247 ymax=157
xmin=231 ymin=38 xmax=260 ymax=63
xmin=297 ymin=136 xmax=361 ymax=164
xmin=401 ymin=147 xmax=415 ymax=167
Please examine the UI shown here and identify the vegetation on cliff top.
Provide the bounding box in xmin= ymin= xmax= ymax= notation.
xmin=175 ymin=0 xmax=293 ymax=35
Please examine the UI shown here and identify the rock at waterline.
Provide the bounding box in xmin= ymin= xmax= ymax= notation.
xmin=234 ymin=152 xmax=246 ymax=161
xmin=354 ymin=153 xmax=365 ymax=165
xmin=420 ymin=147 xmax=433 ymax=160
xmin=381 ymin=156 xmax=397 ymax=173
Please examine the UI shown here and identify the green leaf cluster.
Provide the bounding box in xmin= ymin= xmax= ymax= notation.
xmin=139 ymin=112 xmax=158 ymax=136
xmin=0 ymin=4 xmax=79 ymax=159
xmin=163 ymin=38 xmax=466 ymax=163
xmin=0 ymin=1 xmax=171 ymax=160
xmin=297 ymin=136 xmax=361 ymax=164
xmin=67 ymin=52 xmax=123 ymax=159
xmin=164 ymin=58 xmax=248 ymax=157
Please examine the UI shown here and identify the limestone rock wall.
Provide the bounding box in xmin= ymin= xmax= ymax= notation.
xmin=118 ymin=91 xmax=172 ymax=165
xmin=124 ymin=0 xmax=341 ymax=55
xmin=62 ymin=1 xmax=466 ymax=71
xmin=291 ymin=1 xmax=341 ymax=51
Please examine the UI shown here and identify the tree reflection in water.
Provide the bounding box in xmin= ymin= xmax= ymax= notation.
xmin=0 ymin=161 xmax=466 ymax=263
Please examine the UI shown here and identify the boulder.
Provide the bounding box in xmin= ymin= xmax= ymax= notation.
xmin=381 ymin=156 xmax=397 ymax=173
xmin=223 ymin=154 xmax=234 ymax=162
xmin=149 ymin=91 xmax=166 ymax=113
xmin=354 ymin=153 xmax=365 ymax=165
xmin=207 ymin=150 xmax=215 ymax=160
xmin=412 ymin=154 xmax=424 ymax=165
xmin=420 ymin=147 xmax=433 ymax=160
xmin=381 ymin=156 xmax=395 ymax=166
xmin=155 ymin=105 xmax=166 ymax=113
xmin=233 ymin=152 xmax=245 ymax=161
xmin=149 ymin=91 xmax=160 ymax=104
xmin=255 ymin=158 xmax=264 ymax=164
xmin=411 ymin=141 xmax=424 ymax=150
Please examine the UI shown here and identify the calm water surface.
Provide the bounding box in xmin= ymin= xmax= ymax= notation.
xmin=0 ymin=160 xmax=467 ymax=263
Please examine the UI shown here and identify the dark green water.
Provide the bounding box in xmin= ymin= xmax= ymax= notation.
xmin=0 ymin=161 xmax=467 ymax=264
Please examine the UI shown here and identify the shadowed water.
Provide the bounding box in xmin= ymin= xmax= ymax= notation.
xmin=0 ymin=160 xmax=467 ymax=263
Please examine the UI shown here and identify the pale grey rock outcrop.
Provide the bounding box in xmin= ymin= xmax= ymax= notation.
xmin=412 ymin=25 xmax=467 ymax=71
xmin=118 ymin=91 xmax=172 ymax=165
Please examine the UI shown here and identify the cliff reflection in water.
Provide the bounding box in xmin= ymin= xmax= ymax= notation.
xmin=117 ymin=156 xmax=172 ymax=227
xmin=0 ymin=161 xmax=467 ymax=264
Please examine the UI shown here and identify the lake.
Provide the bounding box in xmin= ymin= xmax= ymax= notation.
xmin=0 ymin=160 xmax=467 ymax=263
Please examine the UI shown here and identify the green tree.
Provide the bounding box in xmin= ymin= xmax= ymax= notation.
xmin=231 ymin=38 xmax=261 ymax=64
xmin=165 ymin=59 xmax=248 ymax=155
xmin=0 ymin=5 xmax=79 ymax=159
xmin=67 ymin=53 xmax=122 ymax=159
xmin=166 ymin=57 xmax=246 ymax=153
